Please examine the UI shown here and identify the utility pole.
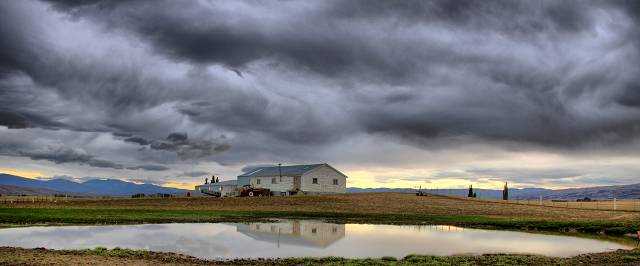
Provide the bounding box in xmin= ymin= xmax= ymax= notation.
xmin=278 ymin=163 xmax=282 ymax=182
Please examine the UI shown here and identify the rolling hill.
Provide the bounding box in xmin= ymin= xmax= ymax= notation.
xmin=0 ymin=174 xmax=189 ymax=196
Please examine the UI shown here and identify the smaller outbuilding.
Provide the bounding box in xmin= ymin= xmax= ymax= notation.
xmin=195 ymin=180 xmax=239 ymax=197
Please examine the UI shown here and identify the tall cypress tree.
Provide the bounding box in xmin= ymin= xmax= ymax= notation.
xmin=503 ymin=182 xmax=509 ymax=200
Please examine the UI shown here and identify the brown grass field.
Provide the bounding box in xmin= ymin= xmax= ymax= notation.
xmin=2 ymin=193 xmax=639 ymax=222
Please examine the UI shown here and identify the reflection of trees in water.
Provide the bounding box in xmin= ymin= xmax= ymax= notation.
xmin=237 ymin=220 xmax=345 ymax=248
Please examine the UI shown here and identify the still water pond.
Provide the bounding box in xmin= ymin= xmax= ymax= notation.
xmin=0 ymin=220 xmax=632 ymax=259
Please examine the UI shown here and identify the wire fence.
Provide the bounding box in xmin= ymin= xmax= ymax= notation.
xmin=0 ymin=195 xmax=130 ymax=204
xmin=0 ymin=195 xmax=75 ymax=204
xmin=417 ymin=187 xmax=640 ymax=212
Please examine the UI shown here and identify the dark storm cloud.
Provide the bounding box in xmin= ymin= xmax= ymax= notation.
xmin=166 ymin=133 xmax=187 ymax=143
xmin=126 ymin=164 xmax=170 ymax=171
xmin=19 ymin=146 xmax=124 ymax=169
xmin=0 ymin=110 xmax=67 ymax=129
xmin=41 ymin=0 xmax=601 ymax=78
xmin=114 ymin=133 xmax=231 ymax=159
xmin=122 ymin=136 xmax=150 ymax=146
xmin=0 ymin=0 xmax=234 ymax=167
xmin=0 ymin=77 xmax=69 ymax=130
xmin=176 ymin=99 xmax=342 ymax=145
xmin=182 ymin=171 xmax=210 ymax=177
xmin=34 ymin=0 xmax=640 ymax=149
xmin=2 ymin=0 xmax=640 ymax=179
xmin=13 ymin=144 xmax=171 ymax=171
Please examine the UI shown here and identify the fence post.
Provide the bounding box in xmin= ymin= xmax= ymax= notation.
xmin=539 ymin=195 xmax=542 ymax=206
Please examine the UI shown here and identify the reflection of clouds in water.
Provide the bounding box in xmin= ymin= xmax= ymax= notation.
xmin=15 ymin=224 xmax=174 ymax=241
xmin=0 ymin=223 xmax=239 ymax=258
xmin=146 ymin=235 xmax=232 ymax=257
xmin=0 ymin=221 xmax=632 ymax=259
xmin=345 ymin=224 xmax=630 ymax=257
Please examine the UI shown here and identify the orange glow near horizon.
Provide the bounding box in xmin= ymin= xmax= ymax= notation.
xmin=0 ymin=169 xmax=45 ymax=179
xmin=162 ymin=182 xmax=198 ymax=190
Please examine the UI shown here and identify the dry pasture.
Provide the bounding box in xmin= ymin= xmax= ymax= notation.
xmin=2 ymin=193 xmax=639 ymax=222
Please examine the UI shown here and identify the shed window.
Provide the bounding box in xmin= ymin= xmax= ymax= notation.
xmin=312 ymin=228 xmax=317 ymax=234
xmin=333 ymin=179 xmax=338 ymax=185
xmin=312 ymin=178 xmax=318 ymax=184
xmin=272 ymin=178 xmax=276 ymax=184
xmin=256 ymin=179 xmax=261 ymax=184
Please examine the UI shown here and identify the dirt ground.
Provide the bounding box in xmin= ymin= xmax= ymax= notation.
xmin=0 ymin=247 xmax=205 ymax=266
xmin=2 ymin=193 xmax=639 ymax=222
xmin=1 ymin=247 xmax=640 ymax=266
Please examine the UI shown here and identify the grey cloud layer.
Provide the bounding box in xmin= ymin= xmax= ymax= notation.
xmin=20 ymin=145 xmax=125 ymax=169
xmin=118 ymin=132 xmax=230 ymax=160
xmin=39 ymin=0 xmax=640 ymax=147
xmin=1 ymin=0 xmax=640 ymax=180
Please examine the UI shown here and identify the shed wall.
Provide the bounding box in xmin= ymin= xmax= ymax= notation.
xmin=250 ymin=175 xmax=295 ymax=193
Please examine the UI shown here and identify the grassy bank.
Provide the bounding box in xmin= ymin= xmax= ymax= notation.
xmin=1 ymin=247 xmax=639 ymax=266
xmin=1 ymin=207 xmax=639 ymax=236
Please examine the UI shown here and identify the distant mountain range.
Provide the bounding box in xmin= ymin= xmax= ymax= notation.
xmin=0 ymin=174 xmax=189 ymax=196
xmin=3 ymin=172 xmax=638 ymax=199
xmin=348 ymin=183 xmax=640 ymax=200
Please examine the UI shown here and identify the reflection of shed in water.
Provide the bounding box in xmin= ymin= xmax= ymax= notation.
xmin=237 ymin=220 xmax=345 ymax=248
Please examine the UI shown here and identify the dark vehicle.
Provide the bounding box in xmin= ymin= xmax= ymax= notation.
xmin=240 ymin=185 xmax=270 ymax=197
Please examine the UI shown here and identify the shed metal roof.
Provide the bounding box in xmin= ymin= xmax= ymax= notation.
xmin=238 ymin=164 xmax=325 ymax=177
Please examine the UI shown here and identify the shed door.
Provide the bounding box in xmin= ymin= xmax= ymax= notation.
xmin=293 ymin=176 xmax=301 ymax=191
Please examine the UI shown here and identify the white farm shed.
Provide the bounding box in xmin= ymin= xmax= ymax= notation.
xmin=194 ymin=180 xmax=239 ymax=197
xmin=237 ymin=163 xmax=347 ymax=195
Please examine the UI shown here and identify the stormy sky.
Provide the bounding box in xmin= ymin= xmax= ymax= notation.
xmin=1 ymin=0 xmax=640 ymax=189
